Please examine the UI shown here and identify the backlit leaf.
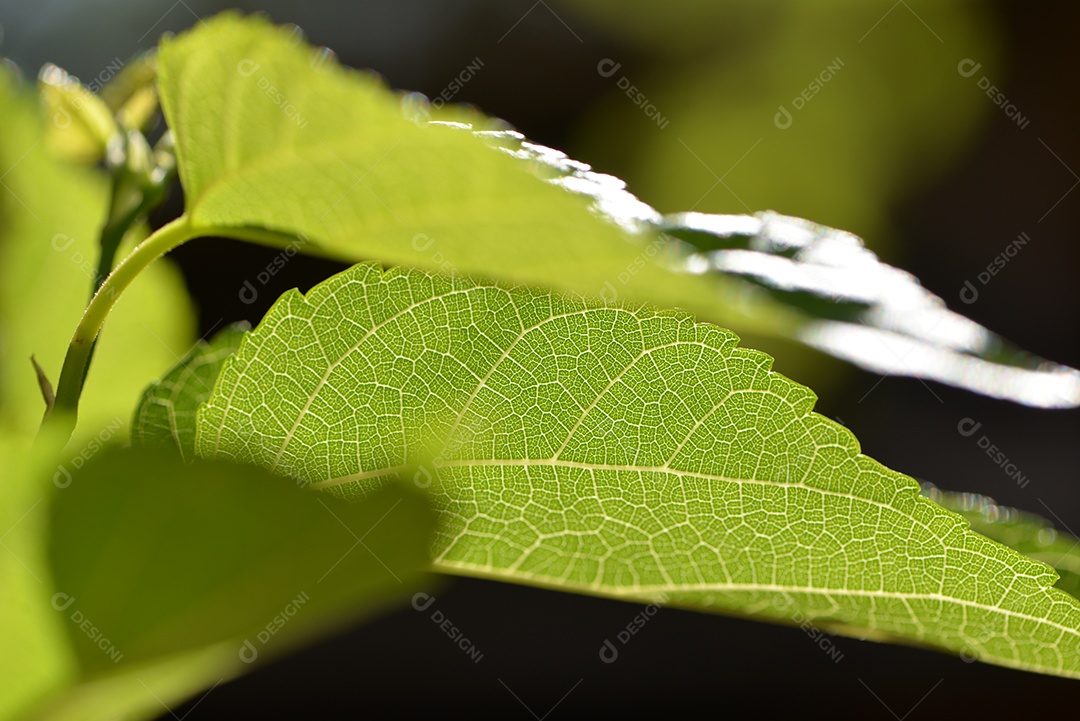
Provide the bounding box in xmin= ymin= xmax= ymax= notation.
xmin=194 ymin=262 xmax=1080 ymax=679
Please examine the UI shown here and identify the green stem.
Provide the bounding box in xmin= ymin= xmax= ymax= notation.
xmin=94 ymin=184 xmax=150 ymax=295
xmin=77 ymin=169 xmax=176 ymax=403
xmin=40 ymin=216 xmax=305 ymax=441
xmin=93 ymin=166 xmax=177 ymax=296
xmin=43 ymin=216 xmax=199 ymax=437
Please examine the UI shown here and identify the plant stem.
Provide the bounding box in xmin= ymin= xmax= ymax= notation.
xmin=39 ymin=216 xmax=307 ymax=442
xmin=93 ymin=166 xmax=177 ymax=296
xmin=94 ymin=185 xmax=149 ymax=295
xmin=43 ymin=216 xmax=199 ymax=437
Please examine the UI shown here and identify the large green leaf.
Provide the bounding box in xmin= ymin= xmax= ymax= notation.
xmin=132 ymin=323 xmax=248 ymax=460
xmin=193 ymin=262 xmax=1080 ymax=679
xmin=151 ymin=14 xmax=1080 ymax=409
xmin=155 ymin=13 xmax=676 ymax=301
xmin=34 ymin=446 xmax=432 ymax=720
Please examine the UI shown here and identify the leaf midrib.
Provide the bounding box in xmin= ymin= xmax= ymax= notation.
xmin=311 ymin=457 xmax=945 ymax=544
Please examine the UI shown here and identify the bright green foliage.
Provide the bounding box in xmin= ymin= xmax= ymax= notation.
xmin=133 ymin=323 xmax=249 ymax=460
xmin=195 ymin=263 xmax=1080 ymax=679
xmin=0 ymin=68 xmax=192 ymax=721
xmin=0 ymin=435 xmax=77 ymax=721
xmin=3 ymin=12 xmax=1079 ymax=721
xmin=154 ymin=14 xmax=768 ymax=331
xmin=0 ymin=68 xmax=193 ymax=443
xmin=158 ymin=14 xmax=646 ymax=295
xmin=39 ymin=447 xmax=432 ymax=719
xmin=151 ymin=16 xmax=1080 ymax=410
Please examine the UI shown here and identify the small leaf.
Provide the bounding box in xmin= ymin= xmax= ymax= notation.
xmin=38 ymin=64 xmax=118 ymax=164
xmin=48 ymin=446 xmax=434 ymax=677
xmin=132 ymin=322 xmax=248 ymax=460
xmin=194 ymin=262 xmax=1080 ymax=679
xmin=99 ymin=51 xmax=159 ymax=132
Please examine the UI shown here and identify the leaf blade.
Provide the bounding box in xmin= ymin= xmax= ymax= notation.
xmin=132 ymin=322 xmax=248 ymax=460
xmin=156 ymin=13 xmax=653 ymax=300
xmin=195 ymin=262 xmax=1080 ymax=679
xmin=155 ymin=14 xmax=1080 ymax=409
xmin=44 ymin=445 xmax=434 ymax=719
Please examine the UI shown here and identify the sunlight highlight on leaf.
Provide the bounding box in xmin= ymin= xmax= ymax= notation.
xmin=472 ymin=124 xmax=1080 ymax=409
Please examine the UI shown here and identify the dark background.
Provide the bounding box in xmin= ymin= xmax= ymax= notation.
xmin=2 ymin=1 xmax=1077 ymax=717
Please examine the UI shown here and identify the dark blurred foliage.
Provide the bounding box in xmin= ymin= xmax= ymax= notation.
xmin=2 ymin=1 xmax=1077 ymax=717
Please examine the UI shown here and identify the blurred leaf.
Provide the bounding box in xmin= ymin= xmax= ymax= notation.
xmin=46 ymin=446 xmax=433 ymax=705
xmin=575 ymin=2 xmax=999 ymax=232
xmin=37 ymin=64 xmax=117 ymax=164
xmin=0 ymin=66 xmax=194 ymax=443
xmin=195 ymin=262 xmax=1080 ymax=679
xmin=0 ymin=433 xmax=78 ymax=720
xmin=99 ymin=52 xmax=159 ymax=133
xmin=660 ymin=210 xmax=1080 ymax=408
xmin=132 ymin=323 xmax=249 ymax=461
xmin=923 ymin=483 xmax=1080 ymax=600
xmin=24 ymin=644 xmax=244 ymax=721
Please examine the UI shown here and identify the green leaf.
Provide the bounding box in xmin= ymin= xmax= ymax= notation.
xmin=0 ymin=433 xmax=78 ymax=721
xmin=0 ymin=66 xmax=194 ymax=443
xmin=37 ymin=64 xmax=118 ymax=164
xmin=195 ymin=263 xmax=1080 ymax=679
xmin=155 ymin=13 xmax=663 ymax=300
xmin=922 ymin=483 xmax=1080 ymax=601
xmin=132 ymin=322 xmax=248 ymax=460
xmin=41 ymin=446 xmax=433 ymax=716
xmin=153 ymin=14 xmax=1080 ymax=409
xmin=150 ymin=11 xmax=775 ymax=329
